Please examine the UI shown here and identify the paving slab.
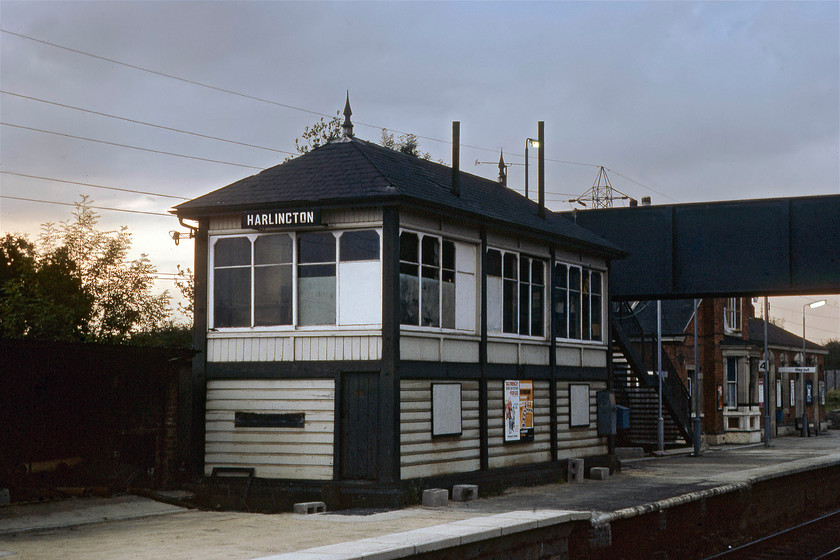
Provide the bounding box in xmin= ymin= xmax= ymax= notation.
xmin=0 ymin=432 xmax=837 ymax=560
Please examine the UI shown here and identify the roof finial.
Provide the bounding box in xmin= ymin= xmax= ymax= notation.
xmin=498 ymin=149 xmax=507 ymax=186
xmin=342 ymin=90 xmax=354 ymax=138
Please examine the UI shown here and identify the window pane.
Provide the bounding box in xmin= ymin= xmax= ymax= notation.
xmin=582 ymin=287 xmax=591 ymax=340
xmin=400 ymin=270 xmax=419 ymax=325
xmin=554 ymin=263 xmax=567 ymax=289
xmin=214 ymin=268 xmax=251 ymax=327
xmin=590 ymin=271 xmax=601 ymax=295
xmin=422 ymin=236 xmax=439 ymax=267
xmin=503 ymin=253 xmax=517 ymax=280
xmin=442 ymin=278 xmax=455 ymax=329
xmin=532 ymin=260 xmax=544 ymax=286
xmin=340 ymin=230 xmax=380 ymax=262
xmin=421 ymin=276 xmax=440 ymax=327
xmin=487 ymin=276 xmax=502 ymax=332
xmin=299 ymin=232 xmax=335 ymax=264
xmin=215 ymin=237 xmax=250 ymax=267
xmin=400 ymin=232 xmax=419 ymax=263
xmin=442 ymin=240 xmax=455 ymax=271
xmin=519 ymin=257 xmax=530 ymax=283
xmin=554 ymin=287 xmax=568 ymax=339
xmin=532 ymin=285 xmax=544 ymax=337
xmin=569 ymin=288 xmax=580 ymax=339
xmin=590 ymin=294 xmax=602 ymax=340
xmin=519 ymin=282 xmax=529 ymax=334
xmin=569 ymin=266 xmax=581 ymax=291
xmin=503 ymin=278 xmax=517 ymax=333
xmin=486 ymin=249 xmax=502 ymax=277
xmin=254 ymin=265 xmax=292 ymax=325
xmin=254 ymin=234 xmax=292 ymax=265
xmin=298 ymin=262 xmax=336 ymax=325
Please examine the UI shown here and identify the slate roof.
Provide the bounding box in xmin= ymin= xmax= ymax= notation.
xmin=173 ymin=137 xmax=624 ymax=257
xmin=740 ymin=317 xmax=826 ymax=351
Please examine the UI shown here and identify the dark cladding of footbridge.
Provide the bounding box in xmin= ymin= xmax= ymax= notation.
xmin=566 ymin=194 xmax=840 ymax=300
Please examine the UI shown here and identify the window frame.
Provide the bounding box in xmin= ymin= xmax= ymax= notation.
xmin=553 ymin=261 xmax=605 ymax=344
xmin=486 ymin=247 xmax=547 ymax=339
xmin=399 ymin=229 xmax=460 ymax=332
xmin=208 ymin=228 xmax=382 ymax=331
xmin=724 ymin=297 xmax=741 ymax=334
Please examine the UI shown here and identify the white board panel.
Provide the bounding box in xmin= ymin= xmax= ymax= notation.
xmin=569 ymin=384 xmax=591 ymax=427
xmin=338 ymin=261 xmax=381 ymax=326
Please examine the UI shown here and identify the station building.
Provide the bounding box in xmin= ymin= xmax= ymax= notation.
xmin=174 ymin=111 xmax=625 ymax=507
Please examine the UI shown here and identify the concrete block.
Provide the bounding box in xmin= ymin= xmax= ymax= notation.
xmin=452 ymin=484 xmax=478 ymax=502
xmin=567 ymin=458 xmax=584 ymax=483
xmin=293 ymin=501 xmax=326 ymax=514
xmin=422 ymin=488 xmax=448 ymax=507
xmin=615 ymin=447 xmax=644 ymax=459
xmin=590 ymin=467 xmax=610 ymax=480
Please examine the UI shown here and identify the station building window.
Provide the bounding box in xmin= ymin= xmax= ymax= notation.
xmin=486 ymin=249 xmax=545 ymax=337
xmin=211 ymin=229 xmax=380 ymax=329
xmin=399 ymin=231 xmax=476 ymax=331
xmin=553 ymin=263 xmax=603 ymax=342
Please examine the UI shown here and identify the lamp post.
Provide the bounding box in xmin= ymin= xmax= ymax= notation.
xmin=693 ymin=298 xmax=701 ymax=456
xmin=802 ymin=300 xmax=826 ymax=436
xmin=657 ymin=300 xmax=664 ymax=453
xmin=524 ymin=138 xmax=539 ymax=200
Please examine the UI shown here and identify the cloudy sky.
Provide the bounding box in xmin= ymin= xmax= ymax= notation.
xmin=1 ymin=1 xmax=838 ymax=342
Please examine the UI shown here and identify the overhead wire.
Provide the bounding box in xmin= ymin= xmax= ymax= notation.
xmin=1 ymin=171 xmax=189 ymax=200
xmin=0 ymin=90 xmax=298 ymax=156
xmin=1 ymin=27 xmax=670 ymax=201
xmin=0 ymin=195 xmax=173 ymax=217
xmin=1 ymin=122 xmax=265 ymax=170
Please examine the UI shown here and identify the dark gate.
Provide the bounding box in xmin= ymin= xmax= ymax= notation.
xmin=339 ymin=372 xmax=379 ymax=481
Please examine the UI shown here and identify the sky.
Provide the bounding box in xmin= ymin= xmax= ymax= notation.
xmin=1 ymin=1 xmax=838 ymax=343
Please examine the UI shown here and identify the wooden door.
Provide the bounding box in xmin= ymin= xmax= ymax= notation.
xmin=339 ymin=372 xmax=379 ymax=480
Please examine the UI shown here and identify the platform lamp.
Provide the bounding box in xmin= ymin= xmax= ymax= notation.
xmin=524 ymin=138 xmax=539 ymax=200
xmin=802 ymin=300 xmax=826 ymax=436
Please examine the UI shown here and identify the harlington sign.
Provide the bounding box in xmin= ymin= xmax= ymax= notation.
xmin=242 ymin=208 xmax=321 ymax=229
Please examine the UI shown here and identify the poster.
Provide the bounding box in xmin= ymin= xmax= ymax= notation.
xmin=504 ymin=380 xmax=534 ymax=442
xmin=504 ymin=380 xmax=521 ymax=442
xmin=820 ymin=381 xmax=826 ymax=406
xmin=776 ymin=379 xmax=782 ymax=408
xmin=790 ymin=379 xmax=795 ymax=407
xmin=758 ymin=379 xmax=764 ymax=406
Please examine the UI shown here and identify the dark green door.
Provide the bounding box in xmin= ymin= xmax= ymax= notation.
xmin=339 ymin=372 xmax=379 ymax=480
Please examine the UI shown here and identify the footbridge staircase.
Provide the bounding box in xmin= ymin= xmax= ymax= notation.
xmin=612 ymin=302 xmax=693 ymax=448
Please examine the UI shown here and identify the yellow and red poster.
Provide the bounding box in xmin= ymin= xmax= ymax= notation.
xmin=504 ymin=380 xmax=534 ymax=442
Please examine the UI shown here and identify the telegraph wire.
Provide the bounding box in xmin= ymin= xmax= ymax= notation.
xmin=1 ymin=122 xmax=265 ymax=170
xmin=1 ymin=28 xmax=669 ymax=201
xmin=0 ymin=195 xmax=173 ymax=217
xmin=0 ymin=90 xmax=298 ymax=156
xmin=1 ymin=171 xmax=189 ymax=200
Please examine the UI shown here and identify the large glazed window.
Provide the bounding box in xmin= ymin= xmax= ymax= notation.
xmin=553 ymin=262 xmax=605 ymax=342
xmin=400 ymin=231 xmax=462 ymax=330
xmin=488 ymin=248 xmax=545 ymax=337
xmin=210 ymin=229 xmax=380 ymax=329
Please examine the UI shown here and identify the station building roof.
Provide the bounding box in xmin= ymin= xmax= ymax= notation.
xmin=173 ymin=136 xmax=624 ymax=258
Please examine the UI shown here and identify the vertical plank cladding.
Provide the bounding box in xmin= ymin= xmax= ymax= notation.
xmin=555 ymin=381 xmax=609 ymax=460
xmin=399 ymin=380 xmax=481 ymax=479
xmin=204 ymin=379 xmax=335 ymax=480
xmin=487 ymin=380 xmax=552 ymax=469
xmin=207 ymin=335 xmax=381 ymax=362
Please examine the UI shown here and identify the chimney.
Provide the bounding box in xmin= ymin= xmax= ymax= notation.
xmin=451 ymin=121 xmax=460 ymax=197
xmin=629 ymin=198 xmax=638 ymax=207
xmin=537 ymin=121 xmax=545 ymax=218
xmin=641 ymin=196 xmax=651 ymax=206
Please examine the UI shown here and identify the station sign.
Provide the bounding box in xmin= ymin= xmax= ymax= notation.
xmin=779 ymin=366 xmax=816 ymax=374
xmin=242 ymin=208 xmax=321 ymax=229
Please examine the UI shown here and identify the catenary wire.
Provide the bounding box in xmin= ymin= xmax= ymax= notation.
xmin=1 ymin=195 xmax=173 ymax=217
xmin=1 ymin=122 xmax=265 ymax=171
xmin=0 ymin=90 xmax=298 ymax=156
xmin=1 ymin=28 xmax=672 ymax=201
xmin=1 ymin=171 xmax=189 ymax=200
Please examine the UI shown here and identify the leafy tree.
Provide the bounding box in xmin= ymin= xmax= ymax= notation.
xmin=0 ymin=234 xmax=93 ymax=340
xmin=289 ymin=112 xmax=341 ymax=159
xmin=380 ymin=129 xmax=431 ymax=160
xmin=39 ymin=196 xmax=172 ymax=341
